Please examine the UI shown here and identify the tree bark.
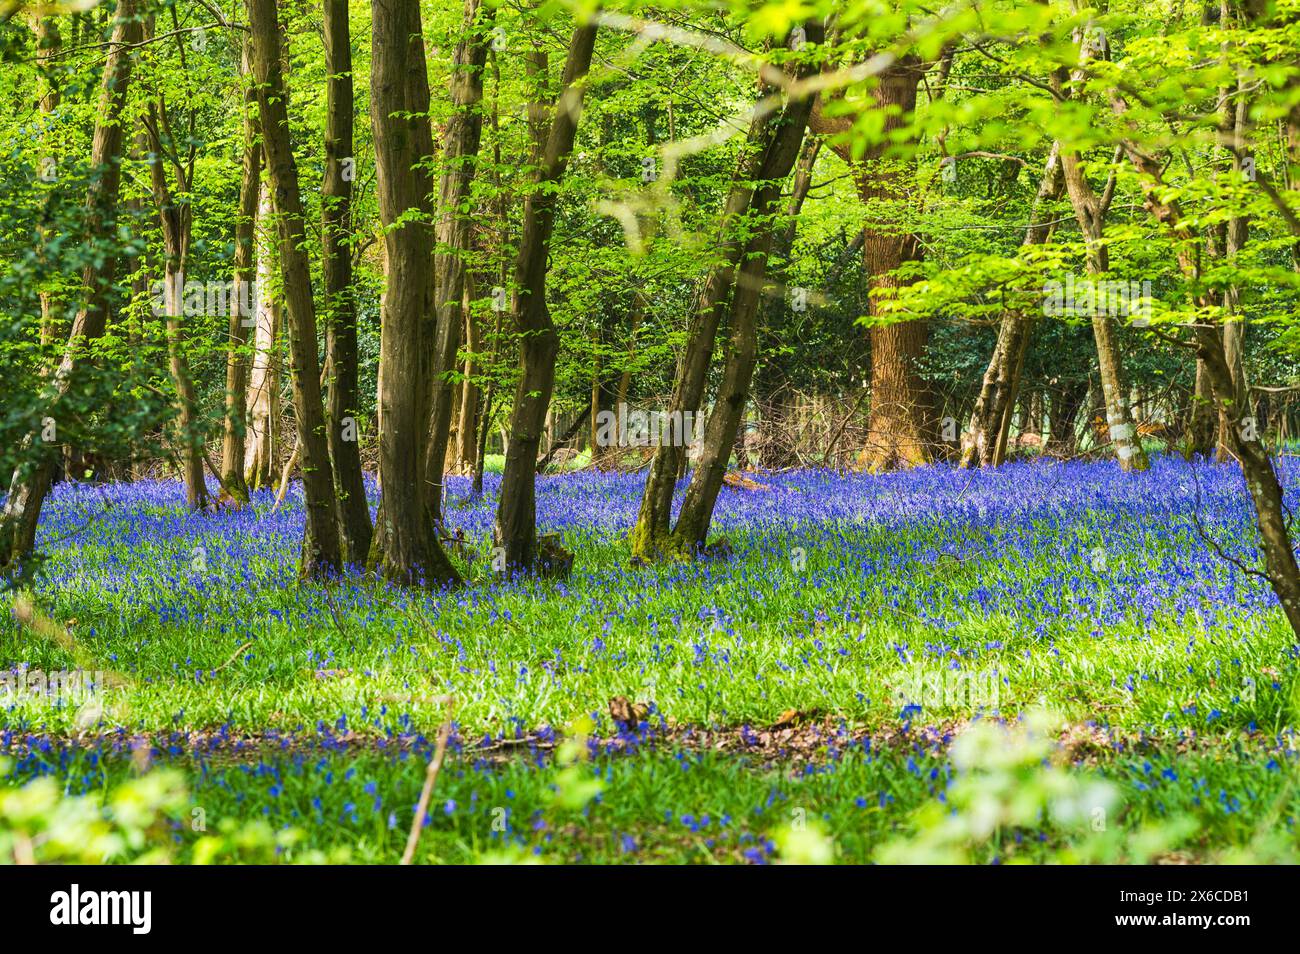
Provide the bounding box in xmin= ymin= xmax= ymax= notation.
xmin=1057 ymin=141 xmax=1149 ymax=472
xmin=670 ymin=23 xmax=824 ymax=551
xmin=32 ymin=12 xmax=61 ymax=348
xmin=0 ymin=0 xmax=141 ymax=571
xmin=813 ymin=57 xmax=931 ymax=472
xmin=143 ymin=92 xmax=209 ymax=511
xmin=249 ymin=0 xmax=342 ymax=579
xmin=494 ymin=22 xmax=598 ymax=570
xmin=1216 ymin=69 xmax=1250 ymax=463
xmin=960 ymin=143 xmax=1064 ymax=467
xmin=1188 ymin=358 xmax=1218 ymax=457
xmin=368 ymin=0 xmax=460 ymax=585
xmin=631 ymin=58 xmax=810 ymax=559
xmin=244 ymin=182 xmax=280 ymax=490
xmin=1046 ymin=382 xmax=1085 ymax=456
xmin=321 ymin=0 xmax=371 ymax=564
xmin=455 ymin=276 xmax=481 ymax=472
xmin=220 ymin=41 xmax=261 ymax=503
xmin=424 ymin=0 xmax=492 ymax=522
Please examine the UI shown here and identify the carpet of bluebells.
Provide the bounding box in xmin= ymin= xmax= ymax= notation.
xmin=3 ymin=454 xmax=1299 ymax=862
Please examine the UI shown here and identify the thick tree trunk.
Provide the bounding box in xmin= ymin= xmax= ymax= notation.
xmin=961 ymin=143 xmax=1064 ymax=467
xmin=368 ymin=0 xmax=460 ymax=585
xmin=249 ymin=0 xmax=342 ymax=579
xmin=0 ymin=0 xmax=141 ymax=571
xmin=1188 ymin=359 xmax=1217 ymax=457
xmin=815 ymin=58 xmax=930 ymax=473
xmin=244 ymin=182 xmax=280 ymax=490
xmin=322 ymin=0 xmax=371 ymax=564
xmin=220 ymin=43 xmax=261 ymax=503
xmin=424 ymin=0 xmax=492 ymax=522
xmin=494 ymin=22 xmax=598 ymax=570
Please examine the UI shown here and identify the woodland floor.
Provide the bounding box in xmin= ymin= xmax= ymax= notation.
xmin=3 ymin=455 xmax=1298 ymax=863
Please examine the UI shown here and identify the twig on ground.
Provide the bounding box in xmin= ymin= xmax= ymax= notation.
xmin=400 ymin=700 xmax=454 ymax=866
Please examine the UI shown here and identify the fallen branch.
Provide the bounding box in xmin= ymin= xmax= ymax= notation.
xmin=268 ymin=436 xmax=301 ymax=516
xmin=400 ymin=699 xmax=455 ymax=866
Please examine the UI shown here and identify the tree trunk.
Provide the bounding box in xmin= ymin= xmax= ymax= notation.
xmin=814 ymin=58 xmax=930 ymax=472
xmin=143 ymin=94 xmax=209 ymax=511
xmin=32 ymin=13 xmax=61 ymax=348
xmin=220 ymin=41 xmax=261 ymax=503
xmin=1216 ymin=72 xmax=1250 ymax=463
xmin=1046 ymin=382 xmax=1085 ymax=456
xmin=1050 ymin=36 xmax=1149 ymax=473
xmin=961 ymin=143 xmax=1064 ymax=467
xmin=1058 ymin=142 xmax=1149 ymax=472
xmin=249 ymin=0 xmax=342 ymax=579
xmin=494 ymin=22 xmax=598 ymax=570
xmin=1188 ymin=359 xmax=1217 ymax=457
xmin=245 ymin=182 xmax=280 ymax=490
xmin=368 ymin=0 xmax=460 ymax=585
xmin=322 ymin=0 xmax=371 ymax=564
xmin=0 ymin=0 xmax=141 ymax=571
xmin=1109 ymin=76 xmax=1300 ymax=636
xmin=1195 ymin=327 xmax=1300 ymax=634
xmin=670 ymin=23 xmax=823 ymax=551
xmin=424 ymin=0 xmax=492 ymax=522
xmin=455 ymin=277 xmax=481 ymax=472
xmin=631 ymin=57 xmax=812 ymax=559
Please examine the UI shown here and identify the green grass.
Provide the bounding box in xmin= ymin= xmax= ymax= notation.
xmin=4 ymin=460 xmax=1299 ymax=863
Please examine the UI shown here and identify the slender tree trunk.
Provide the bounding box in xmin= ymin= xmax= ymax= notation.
xmin=424 ymin=0 xmax=492 ymax=522
xmin=1109 ymin=78 xmax=1300 ymax=636
xmin=368 ymin=0 xmax=460 ymax=585
xmin=455 ymin=277 xmax=481 ymax=472
xmin=494 ymin=22 xmax=598 ymax=570
xmin=143 ymin=100 xmax=209 ymax=511
xmin=631 ymin=61 xmax=810 ymax=559
xmin=249 ymin=0 xmax=342 ymax=578
xmin=1216 ymin=71 xmax=1250 ymax=463
xmin=32 ymin=13 xmax=61 ymax=348
xmin=1057 ymin=144 xmax=1149 ymax=472
xmin=0 ymin=0 xmax=141 ymax=570
xmin=670 ymin=22 xmax=823 ymax=551
xmin=1195 ymin=327 xmax=1300 ymax=634
xmin=245 ymin=182 xmax=280 ymax=490
xmin=160 ymin=255 xmax=208 ymax=509
xmin=1049 ymin=35 xmax=1148 ymax=473
xmin=753 ymin=136 xmax=821 ymax=471
xmin=220 ymin=42 xmax=261 ymax=503
xmin=961 ymin=143 xmax=1064 ymax=467
xmin=321 ymin=0 xmax=371 ymax=563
